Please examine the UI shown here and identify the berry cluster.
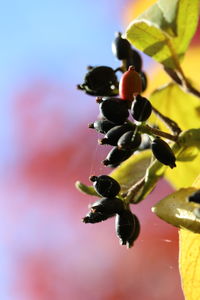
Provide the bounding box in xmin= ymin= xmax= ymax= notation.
xmin=83 ymin=175 xmax=140 ymax=247
xmin=78 ymin=32 xmax=177 ymax=247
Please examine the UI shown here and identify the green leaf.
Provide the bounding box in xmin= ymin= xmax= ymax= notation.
xmin=149 ymin=83 xmax=200 ymax=132
xmin=149 ymin=83 xmax=200 ymax=188
xmin=125 ymin=0 xmax=200 ymax=68
xmin=152 ymin=187 xmax=200 ymax=233
xmin=109 ymin=149 xmax=152 ymax=194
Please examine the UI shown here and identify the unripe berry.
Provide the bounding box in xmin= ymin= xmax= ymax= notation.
xmin=99 ymin=97 xmax=129 ymax=124
xmin=131 ymin=95 xmax=152 ymax=122
xmin=89 ymin=175 xmax=121 ymax=198
xmin=151 ymin=137 xmax=176 ymax=168
xmin=112 ymin=32 xmax=131 ymax=60
xmin=119 ymin=66 xmax=142 ymax=101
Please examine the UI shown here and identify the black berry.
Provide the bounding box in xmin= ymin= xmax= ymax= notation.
xmin=115 ymin=210 xmax=135 ymax=245
xmin=117 ymin=130 xmax=141 ymax=150
xmin=103 ymin=147 xmax=134 ymax=167
xmin=151 ymin=137 xmax=176 ymax=168
xmin=140 ymin=71 xmax=147 ymax=92
xmin=99 ymin=97 xmax=129 ymax=124
xmin=89 ymin=175 xmax=121 ymax=198
xmin=99 ymin=123 xmax=134 ymax=146
xmin=88 ymin=119 xmax=115 ymax=134
xmin=112 ymin=32 xmax=131 ymax=60
xmin=126 ymin=49 xmax=142 ymax=73
xmin=127 ymin=214 xmax=140 ymax=248
xmin=90 ymin=197 xmax=124 ymax=214
xmin=79 ymin=66 xmax=118 ymax=96
xmin=131 ymin=95 xmax=152 ymax=122
xmin=82 ymin=210 xmax=114 ymax=223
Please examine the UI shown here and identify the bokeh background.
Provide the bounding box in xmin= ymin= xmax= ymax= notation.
xmin=2 ymin=0 xmax=200 ymax=299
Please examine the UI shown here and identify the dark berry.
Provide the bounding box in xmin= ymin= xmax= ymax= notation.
xmin=89 ymin=175 xmax=121 ymax=198
xmin=131 ymin=95 xmax=152 ymax=122
xmin=119 ymin=66 xmax=142 ymax=101
xmin=99 ymin=123 xmax=134 ymax=146
xmin=188 ymin=190 xmax=200 ymax=204
xmin=90 ymin=197 xmax=124 ymax=214
xmin=127 ymin=214 xmax=140 ymax=248
xmin=117 ymin=130 xmax=141 ymax=150
xmin=151 ymin=137 xmax=176 ymax=168
xmin=126 ymin=49 xmax=142 ymax=73
xmin=115 ymin=210 xmax=135 ymax=245
xmin=82 ymin=210 xmax=114 ymax=224
xmin=140 ymin=71 xmax=147 ymax=92
xmin=88 ymin=119 xmax=115 ymax=134
xmin=99 ymin=97 xmax=129 ymax=124
xmin=103 ymin=146 xmax=134 ymax=167
xmin=79 ymin=66 xmax=118 ymax=96
xmin=112 ymin=32 xmax=131 ymax=60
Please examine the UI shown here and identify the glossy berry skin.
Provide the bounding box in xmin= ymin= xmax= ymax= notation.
xmin=79 ymin=66 xmax=118 ymax=96
xmin=126 ymin=49 xmax=142 ymax=73
xmin=90 ymin=175 xmax=121 ymax=198
xmin=117 ymin=130 xmax=141 ymax=150
xmin=131 ymin=95 xmax=152 ymax=122
xmin=115 ymin=210 xmax=135 ymax=245
xmin=112 ymin=32 xmax=131 ymax=60
xmin=99 ymin=97 xmax=129 ymax=124
xmin=99 ymin=123 xmax=133 ymax=146
xmin=188 ymin=190 xmax=200 ymax=204
xmin=88 ymin=119 xmax=115 ymax=134
xmin=103 ymin=146 xmax=134 ymax=167
xmin=90 ymin=197 xmax=124 ymax=214
xmin=151 ymin=137 xmax=176 ymax=168
xmin=119 ymin=66 xmax=142 ymax=101
xmin=82 ymin=210 xmax=114 ymax=223
xmin=127 ymin=214 xmax=140 ymax=248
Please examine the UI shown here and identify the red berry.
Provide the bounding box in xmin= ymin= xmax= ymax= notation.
xmin=119 ymin=66 xmax=142 ymax=101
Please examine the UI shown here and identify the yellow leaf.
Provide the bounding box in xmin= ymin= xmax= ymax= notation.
xmin=179 ymin=176 xmax=200 ymax=300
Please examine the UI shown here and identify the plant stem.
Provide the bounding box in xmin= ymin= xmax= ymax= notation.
xmin=165 ymin=39 xmax=200 ymax=98
xmin=139 ymin=124 xmax=178 ymax=141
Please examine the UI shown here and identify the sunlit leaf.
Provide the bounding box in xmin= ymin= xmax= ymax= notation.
xmin=109 ymin=149 xmax=152 ymax=194
xmin=179 ymin=176 xmax=200 ymax=300
xmin=152 ymin=187 xmax=200 ymax=232
xmin=149 ymin=83 xmax=200 ymax=132
xmin=125 ymin=0 xmax=200 ymax=68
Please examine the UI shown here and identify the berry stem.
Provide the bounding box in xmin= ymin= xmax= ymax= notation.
xmin=139 ymin=124 xmax=178 ymax=142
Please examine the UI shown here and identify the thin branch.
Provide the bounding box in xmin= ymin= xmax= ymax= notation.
xmin=152 ymin=106 xmax=182 ymax=136
xmin=140 ymin=124 xmax=178 ymax=141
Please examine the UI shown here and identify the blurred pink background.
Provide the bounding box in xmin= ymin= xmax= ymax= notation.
xmin=1 ymin=1 xmax=193 ymax=299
